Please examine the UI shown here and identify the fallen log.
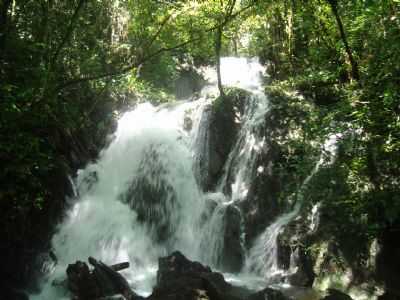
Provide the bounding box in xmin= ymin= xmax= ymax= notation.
xmin=66 ymin=257 xmax=140 ymax=300
xmin=110 ymin=261 xmax=130 ymax=272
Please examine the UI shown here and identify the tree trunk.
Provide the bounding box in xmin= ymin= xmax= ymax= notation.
xmin=327 ymin=0 xmax=360 ymax=81
xmin=215 ymin=26 xmax=224 ymax=97
xmin=0 ymin=0 xmax=12 ymax=58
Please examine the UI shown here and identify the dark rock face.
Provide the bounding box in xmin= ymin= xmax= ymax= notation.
xmin=286 ymin=247 xmax=315 ymax=287
xmin=67 ymin=260 xmax=101 ymax=299
xmin=150 ymin=251 xmax=251 ymax=300
xmin=119 ymin=146 xmax=178 ymax=243
xmin=246 ymin=288 xmax=290 ymax=300
xmin=376 ymin=224 xmax=400 ymax=299
xmin=174 ymin=67 xmax=206 ymax=99
xmin=239 ymin=140 xmax=282 ymax=247
xmin=321 ymin=289 xmax=354 ymax=300
xmin=2 ymin=287 xmax=29 ymax=300
xmin=200 ymin=89 xmax=249 ymax=191
xmin=275 ymin=212 xmax=317 ymax=288
xmin=2 ymin=113 xmax=117 ymax=293
xmin=220 ymin=205 xmax=244 ymax=272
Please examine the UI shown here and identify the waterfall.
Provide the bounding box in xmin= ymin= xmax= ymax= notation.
xmin=31 ymin=55 xmax=344 ymax=299
xmin=31 ymin=57 xmax=272 ymax=299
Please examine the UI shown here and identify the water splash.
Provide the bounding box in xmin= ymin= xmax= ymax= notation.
xmin=242 ymin=133 xmax=340 ymax=282
xmin=31 ymin=57 xmax=270 ymax=299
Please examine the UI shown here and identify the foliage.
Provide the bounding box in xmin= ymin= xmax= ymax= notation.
xmin=1 ymin=0 xmax=399 ymax=287
xmin=249 ymin=0 xmax=400 ymax=240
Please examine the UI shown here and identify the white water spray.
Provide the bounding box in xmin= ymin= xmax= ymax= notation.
xmin=31 ymin=57 xmax=271 ymax=299
xmin=242 ymin=133 xmax=340 ymax=282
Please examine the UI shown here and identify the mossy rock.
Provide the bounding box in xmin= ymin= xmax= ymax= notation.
xmin=201 ymin=88 xmax=250 ymax=191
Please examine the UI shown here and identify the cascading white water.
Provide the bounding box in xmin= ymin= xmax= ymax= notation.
xmin=242 ymin=133 xmax=340 ymax=282
xmin=196 ymin=57 xmax=270 ymax=272
xmin=31 ymin=57 xmax=271 ymax=299
xmin=32 ymin=100 xmax=211 ymax=299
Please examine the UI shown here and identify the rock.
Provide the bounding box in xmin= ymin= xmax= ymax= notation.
xmin=286 ymin=247 xmax=315 ymax=287
xmin=66 ymin=260 xmax=100 ymax=299
xmin=119 ymin=145 xmax=178 ymax=242
xmin=200 ymin=88 xmax=249 ymax=191
xmin=220 ymin=205 xmax=244 ymax=272
xmin=376 ymin=224 xmax=400 ymax=299
xmin=246 ymin=287 xmax=290 ymax=300
xmin=156 ymin=251 xmax=212 ymax=285
xmin=322 ymin=289 xmax=354 ymax=300
xmin=66 ymin=258 xmax=139 ymax=300
xmin=2 ymin=287 xmax=29 ymax=300
xmin=174 ymin=67 xmax=205 ymax=99
xmin=151 ymin=251 xmax=250 ymax=300
xmin=239 ymin=141 xmax=282 ymax=247
xmin=378 ymin=292 xmax=400 ymax=300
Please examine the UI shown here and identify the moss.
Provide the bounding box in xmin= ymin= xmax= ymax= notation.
xmin=212 ymin=87 xmax=250 ymax=115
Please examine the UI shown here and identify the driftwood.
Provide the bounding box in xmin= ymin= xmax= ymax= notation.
xmin=66 ymin=257 xmax=140 ymax=300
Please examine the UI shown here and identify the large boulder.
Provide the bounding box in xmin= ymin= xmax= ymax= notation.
xmin=376 ymin=223 xmax=400 ymax=299
xmin=2 ymin=287 xmax=29 ymax=300
xmin=239 ymin=140 xmax=282 ymax=247
xmin=119 ymin=145 xmax=178 ymax=243
xmin=275 ymin=215 xmax=315 ymax=287
xmin=199 ymin=88 xmax=249 ymax=191
xmin=246 ymin=288 xmax=290 ymax=300
xmin=174 ymin=67 xmax=206 ymax=99
xmin=220 ymin=205 xmax=244 ymax=272
xmin=150 ymin=251 xmax=250 ymax=300
xmin=321 ymin=289 xmax=354 ymax=300
xmin=66 ymin=258 xmax=141 ymax=300
xmin=286 ymin=247 xmax=315 ymax=287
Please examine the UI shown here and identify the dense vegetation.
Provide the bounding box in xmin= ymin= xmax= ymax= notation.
xmin=1 ymin=0 xmax=399 ymax=293
xmin=250 ymin=0 xmax=400 ymax=239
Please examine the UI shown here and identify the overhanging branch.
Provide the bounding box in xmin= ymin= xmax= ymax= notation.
xmin=56 ymin=0 xmax=258 ymax=91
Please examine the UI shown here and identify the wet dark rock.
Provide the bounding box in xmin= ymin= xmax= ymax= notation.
xmin=2 ymin=286 xmax=29 ymax=300
xmin=378 ymin=292 xmax=400 ymax=300
xmin=239 ymin=140 xmax=282 ymax=246
xmin=67 ymin=260 xmax=100 ymax=299
xmin=174 ymin=67 xmax=206 ymax=99
xmin=286 ymin=247 xmax=315 ymax=287
xmin=151 ymin=251 xmax=251 ymax=300
xmin=220 ymin=205 xmax=244 ymax=272
xmin=202 ymin=89 xmax=249 ymax=191
xmin=246 ymin=287 xmax=290 ymax=300
xmin=277 ymin=243 xmax=291 ymax=271
xmin=66 ymin=258 xmax=140 ymax=300
xmin=376 ymin=223 xmax=400 ymax=299
xmin=120 ymin=146 xmax=178 ymax=242
xmin=321 ymin=289 xmax=354 ymax=300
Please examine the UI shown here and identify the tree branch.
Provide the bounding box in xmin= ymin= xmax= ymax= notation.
xmin=56 ymin=0 xmax=259 ymax=91
xmin=50 ymin=0 xmax=86 ymax=66
xmin=145 ymin=13 xmax=173 ymax=50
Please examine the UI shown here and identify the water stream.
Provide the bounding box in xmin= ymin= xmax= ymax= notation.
xmin=31 ymin=57 xmax=329 ymax=299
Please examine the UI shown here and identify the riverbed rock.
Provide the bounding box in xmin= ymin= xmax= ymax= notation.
xmin=174 ymin=66 xmax=206 ymax=99
xmin=321 ymin=289 xmax=354 ymax=300
xmin=120 ymin=145 xmax=178 ymax=243
xmin=150 ymin=251 xmax=250 ymax=300
xmin=2 ymin=287 xmax=29 ymax=300
xmin=286 ymin=247 xmax=315 ymax=287
xmin=246 ymin=287 xmax=290 ymax=300
xmin=376 ymin=223 xmax=400 ymax=299
xmin=241 ymin=146 xmax=282 ymax=244
xmin=202 ymin=88 xmax=249 ymax=191
xmin=220 ymin=205 xmax=244 ymax=272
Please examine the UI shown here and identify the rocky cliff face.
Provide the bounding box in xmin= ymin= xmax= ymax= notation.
xmin=259 ymin=86 xmax=393 ymax=299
